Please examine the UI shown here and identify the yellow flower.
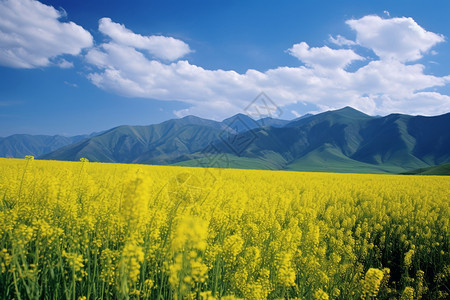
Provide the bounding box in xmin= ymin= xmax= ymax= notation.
xmin=172 ymin=215 xmax=208 ymax=252
xmin=400 ymin=287 xmax=415 ymax=300
xmin=313 ymin=288 xmax=329 ymax=300
xmin=276 ymin=252 xmax=296 ymax=287
xmin=361 ymin=268 xmax=384 ymax=299
xmin=404 ymin=249 xmax=415 ymax=268
xmin=120 ymin=240 xmax=144 ymax=283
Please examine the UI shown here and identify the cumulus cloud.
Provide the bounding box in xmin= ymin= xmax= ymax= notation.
xmin=85 ymin=42 xmax=257 ymax=118
xmin=288 ymin=42 xmax=364 ymax=69
xmin=85 ymin=15 xmax=450 ymax=118
xmin=98 ymin=18 xmax=191 ymax=61
xmin=347 ymin=15 xmax=445 ymax=62
xmin=0 ymin=0 xmax=93 ymax=68
xmin=57 ymin=59 xmax=74 ymax=69
xmin=329 ymin=35 xmax=356 ymax=46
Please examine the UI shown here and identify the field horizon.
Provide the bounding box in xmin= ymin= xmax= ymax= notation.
xmin=2 ymin=106 xmax=450 ymax=175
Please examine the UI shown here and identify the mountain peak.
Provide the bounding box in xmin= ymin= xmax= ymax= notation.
xmin=222 ymin=113 xmax=259 ymax=133
xmin=177 ymin=115 xmax=207 ymax=124
xmin=336 ymin=106 xmax=361 ymax=113
xmin=222 ymin=113 xmax=254 ymax=122
xmin=328 ymin=106 xmax=371 ymax=119
xmin=341 ymin=105 xmax=356 ymax=110
xmin=180 ymin=115 xmax=204 ymax=121
xmin=168 ymin=115 xmax=222 ymax=128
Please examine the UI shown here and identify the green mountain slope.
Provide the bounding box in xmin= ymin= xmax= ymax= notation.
xmin=285 ymin=144 xmax=405 ymax=174
xmin=402 ymin=163 xmax=450 ymax=175
xmin=209 ymin=107 xmax=373 ymax=166
xmin=40 ymin=116 xmax=226 ymax=164
xmin=201 ymin=107 xmax=450 ymax=173
xmin=36 ymin=107 xmax=450 ymax=174
xmin=0 ymin=134 xmax=91 ymax=158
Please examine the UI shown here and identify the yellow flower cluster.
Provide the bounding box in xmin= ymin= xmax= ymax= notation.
xmin=361 ymin=268 xmax=384 ymax=299
xmin=400 ymin=287 xmax=415 ymax=300
xmin=313 ymin=288 xmax=329 ymax=299
xmin=62 ymin=250 xmax=88 ymax=281
xmin=0 ymin=157 xmax=448 ymax=299
xmin=0 ymin=249 xmax=11 ymax=274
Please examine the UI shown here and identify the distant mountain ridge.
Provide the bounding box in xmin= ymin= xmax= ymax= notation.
xmin=2 ymin=107 xmax=450 ymax=174
xmin=0 ymin=133 xmax=98 ymax=159
xmin=38 ymin=116 xmax=225 ymax=164
xmin=191 ymin=107 xmax=450 ymax=173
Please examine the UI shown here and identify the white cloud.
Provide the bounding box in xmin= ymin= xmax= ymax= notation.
xmin=98 ymin=18 xmax=191 ymax=61
xmin=329 ymin=35 xmax=356 ymax=46
xmin=85 ymin=15 xmax=450 ymax=118
xmin=64 ymin=81 xmax=78 ymax=88
xmin=57 ymin=59 xmax=74 ymax=69
xmin=0 ymin=0 xmax=93 ymax=69
xmin=288 ymin=42 xmax=364 ymax=69
xmin=291 ymin=110 xmax=301 ymax=118
xmin=347 ymin=15 xmax=444 ymax=62
xmin=368 ymin=92 xmax=450 ymax=117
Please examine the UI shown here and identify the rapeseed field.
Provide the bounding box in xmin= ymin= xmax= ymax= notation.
xmin=0 ymin=157 xmax=448 ymax=299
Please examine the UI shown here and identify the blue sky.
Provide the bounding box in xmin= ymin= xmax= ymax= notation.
xmin=0 ymin=0 xmax=449 ymax=136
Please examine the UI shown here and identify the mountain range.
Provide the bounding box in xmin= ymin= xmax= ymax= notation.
xmin=2 ymin=107 xmax=450 ymax=174
xmin=0 ymin=132 xmax=100 ymax=159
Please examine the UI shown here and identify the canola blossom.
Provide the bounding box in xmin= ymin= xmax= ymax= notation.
xmin=0 ymin=157 xmax=449 ymax=299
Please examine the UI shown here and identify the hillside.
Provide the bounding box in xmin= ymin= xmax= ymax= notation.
xmin=402 ymin=163 xmax=450 ymax=175
xmin=194 ymin=107 xmax=450 ymax=173
xmin=0 ymin=134 xmax=92 ymax=158
xmin=3 ymin=107 xmax=449 ymax=174
xmin=40 ymin=116 xmax=227 ymax=164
